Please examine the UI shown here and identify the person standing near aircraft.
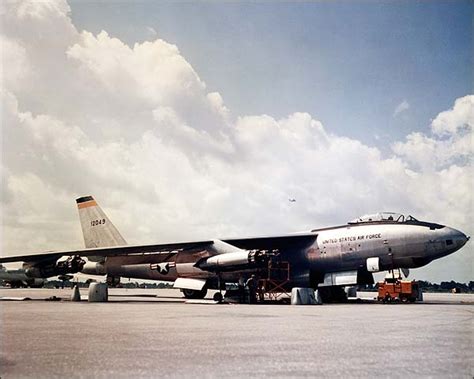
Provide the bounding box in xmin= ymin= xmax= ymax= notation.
xmin=246 ymin=274 xmax=258 ymax=304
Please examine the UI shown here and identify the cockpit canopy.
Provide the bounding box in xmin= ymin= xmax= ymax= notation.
xmin=349 ymin=212 xmax=418 ymax=224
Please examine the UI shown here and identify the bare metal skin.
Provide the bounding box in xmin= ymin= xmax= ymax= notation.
xmin=0 ymin=200 xmax=469 ymax=295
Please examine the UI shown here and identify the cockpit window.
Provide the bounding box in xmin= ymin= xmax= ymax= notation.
xmin=349 ymin=212 xmax=419 ymax=224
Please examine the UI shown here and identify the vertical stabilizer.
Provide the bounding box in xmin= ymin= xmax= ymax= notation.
xmin=76 ymin=196 xmax=127 ymax=248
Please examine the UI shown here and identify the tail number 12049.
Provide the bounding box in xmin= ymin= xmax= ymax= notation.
xmin=91 ymin=219 xmax=106 ymax=227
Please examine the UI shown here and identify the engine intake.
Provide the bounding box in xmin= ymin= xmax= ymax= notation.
xmin=24 ymin=256 xmax=86 ymax=278
xmin=197 ymin=250 xmax=268 ymax=272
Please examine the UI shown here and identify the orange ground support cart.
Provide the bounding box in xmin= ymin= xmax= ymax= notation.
xmin=377 ymin=279 xmax=420 ymax=303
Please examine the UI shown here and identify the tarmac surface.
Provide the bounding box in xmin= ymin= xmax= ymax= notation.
xmin=0 ymin=288 xmax=473 ymax=378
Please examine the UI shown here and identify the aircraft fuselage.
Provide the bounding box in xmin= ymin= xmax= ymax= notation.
xmin=96 ymin=219 xmax=468 ymax=289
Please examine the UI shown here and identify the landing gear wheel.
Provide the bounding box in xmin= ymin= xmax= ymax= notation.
xmin=182 ymin=288 xmax=208 ymax=299
xmin=319 ymin=287 xmax=348 ymax=303
xmin=383 ymin=294 xmax=392 ymax=304
xmin=213 ymin=292 xmax=223 ymax=303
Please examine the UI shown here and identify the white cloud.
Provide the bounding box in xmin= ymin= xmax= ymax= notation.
xmin=431 ymin=95 xmax=473 ymax=136
xmin=393 ymin=99 xmax=410 ymax=117
xmin=392 ymin=94 xmax=473 ymax=172
xmin=1 ymin=1 xmax=472 ymax=282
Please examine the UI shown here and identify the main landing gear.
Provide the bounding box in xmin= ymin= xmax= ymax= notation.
xmin=181 ymin=288 xmax=208 ymax=299
xmin=318 ymin=286 xmax=348 ymax=303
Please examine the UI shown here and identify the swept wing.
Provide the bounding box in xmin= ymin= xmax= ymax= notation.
xmin=0 ymin=234 xmax=317 ymax=264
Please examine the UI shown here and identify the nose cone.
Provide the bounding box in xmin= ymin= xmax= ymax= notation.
xmin=445 ymin=227 xmax=469 ymax=250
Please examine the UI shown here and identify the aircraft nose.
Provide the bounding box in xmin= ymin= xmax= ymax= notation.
xmin=445 ymin=227 xmax=469 ymax=249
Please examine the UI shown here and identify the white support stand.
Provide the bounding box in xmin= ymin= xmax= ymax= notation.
xmin=88 ymin=283 xmax=108 ymax=302
xmin=314 ymin=289 xmax=322 ymax=304
xmin=291 ymin=287 xmax=320 ymax=305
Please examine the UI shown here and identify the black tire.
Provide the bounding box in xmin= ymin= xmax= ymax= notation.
xmin=318 ymin=287 xmax=348 ymax=303
xmin=182 ymin=288 xmax=208 ymax=299
xmin=213 ymin=292 xmax=223 ymax=302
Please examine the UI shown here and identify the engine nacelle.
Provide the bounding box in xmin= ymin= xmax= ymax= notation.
xmin=197 ymin=250 xmax=267 ymax=272
xmin=24 ymin=256 xmax=86 ymax=278
xmin=81 ymin=261 xmax=107 ymax=275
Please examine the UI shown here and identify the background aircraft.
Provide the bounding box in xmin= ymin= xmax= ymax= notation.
xmin=0 ymin=196 xmax=468 ymax=301
xmin=0 ymin=264 xmax=45 ymax=288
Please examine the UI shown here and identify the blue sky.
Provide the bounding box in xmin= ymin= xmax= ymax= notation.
xmin=70 ymin=1 xmax=472 ymax=147
xmin=2 ymin=1 xmax=472 ymax=282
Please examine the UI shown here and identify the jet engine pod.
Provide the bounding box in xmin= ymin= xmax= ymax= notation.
xmin=197 ymin=250 xmax=267 ymax=272
xmin=366 ymin=257 xmax=380 ymax=272
xmin=24 ymin=256 xmax=86 ymax=278
xmin=81 ymin=261 xmax=106 ymax=275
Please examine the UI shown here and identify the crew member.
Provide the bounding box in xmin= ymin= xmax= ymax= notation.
xmin=246 ymin=274 xmax=258 ymax=304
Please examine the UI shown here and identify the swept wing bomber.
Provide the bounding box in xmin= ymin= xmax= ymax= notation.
xmin=0 ymin=196 xmax=468 ymax=301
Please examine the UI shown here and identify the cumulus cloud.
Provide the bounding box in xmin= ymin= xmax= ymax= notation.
xmin=392 ymin=95 xmax=473 ymax=172
xmin=1 ymin=1 xmax=472 ymax=282
xmin=431 ymin=95 xmax=473 ymax=136
xmin=393 ymin=99 xmax=410 ymax=117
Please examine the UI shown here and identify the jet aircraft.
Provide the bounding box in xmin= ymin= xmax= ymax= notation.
xmin=0 ymin=196 xmax=469 ymax=301
xmin=0 ymin=264 xmax=45 ymax=288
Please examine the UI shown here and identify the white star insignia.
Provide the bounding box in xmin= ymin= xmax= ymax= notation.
xmin=157 ymin=262 xmax=170 ymax=275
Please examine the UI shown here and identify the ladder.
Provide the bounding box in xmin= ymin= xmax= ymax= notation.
xmin=258 ymin=260 xmax=291 ymax=301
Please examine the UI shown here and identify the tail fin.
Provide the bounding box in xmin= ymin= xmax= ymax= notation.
xmin=76 ymin=196 xmax=127 ymax=248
